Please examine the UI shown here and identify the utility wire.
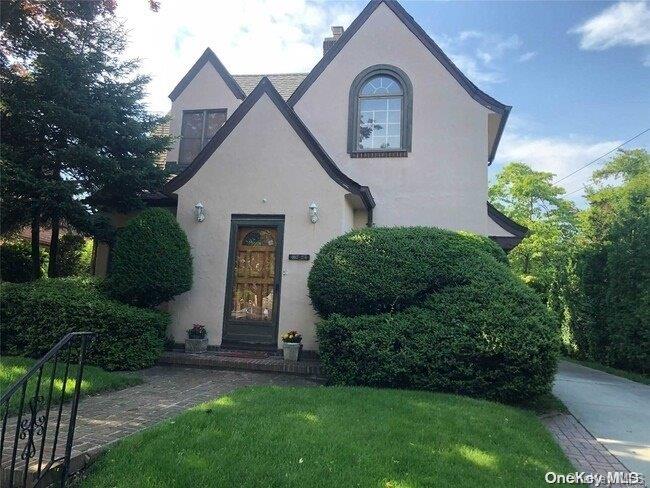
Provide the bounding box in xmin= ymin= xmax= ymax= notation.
xmin=565 ymin=185 xmax=587 ymax=197
xmin=553 ymin=128 xmax=650 ymax=185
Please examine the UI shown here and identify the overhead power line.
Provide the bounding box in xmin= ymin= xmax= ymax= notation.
xmin=565 ymin=185 xmax=587 ymax=197
xmin=553 ymin=128 xmax=650 ymax=185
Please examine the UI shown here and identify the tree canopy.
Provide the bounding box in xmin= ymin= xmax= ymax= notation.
xmin=1 ymin=1 xmax=170 ymax=278
xmin=491 ymin=150 xmax=649 ymax=374
xmin=489 ymin=162 xmax=578 ymax=292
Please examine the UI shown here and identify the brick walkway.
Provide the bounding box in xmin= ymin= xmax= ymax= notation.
xmin=542 ymin=412 xmax=646 ymax=487
xmin=2 ymin=366 xmax=318 ymax=484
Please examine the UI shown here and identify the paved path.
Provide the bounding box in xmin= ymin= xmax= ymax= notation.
xmin=2 ymin=366 xmax=318 ymax=482
xmin=553 ymin=361 xmax=650 ymax=479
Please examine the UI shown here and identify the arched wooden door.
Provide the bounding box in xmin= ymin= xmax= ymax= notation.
xmin=222 ymin=216 xmax=284 ymax=347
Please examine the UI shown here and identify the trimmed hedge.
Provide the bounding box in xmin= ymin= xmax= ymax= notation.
xmin=0 ymin=278 xmax=169 ymax=371
xmin=308 ymin=227 xmax=508 ymax=318
xmin=310 ymin=227 xmax=558 ymax=403
xmin=105 ymin=208 xmax=192 ymax=308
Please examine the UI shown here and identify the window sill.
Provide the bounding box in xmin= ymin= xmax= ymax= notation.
xmin=350 ymin=150 xmax=408 ymax=159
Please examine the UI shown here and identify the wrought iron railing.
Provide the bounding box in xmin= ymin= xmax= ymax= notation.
xmin=1 ymin=332 xmax=95 ymax=487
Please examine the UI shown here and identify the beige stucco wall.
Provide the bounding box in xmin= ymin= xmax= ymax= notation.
xmin=170 ymin=93 xmax=356 ymax=350
xmin=294 ymin=3 xmax=491 ymax=234
xmin=166 ymin=62 xmax=242 ymax=163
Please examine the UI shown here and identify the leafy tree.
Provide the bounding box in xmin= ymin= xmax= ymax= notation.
xmin=551 ymin=149 xmax=649 ymax=373
xmin=489 ymin=162 xmax=578 ymax=292
xmin=56 ymin=234 xmax=89 ymax=277
xmin=105 ymin=208 xmax=193 ymax=308
xmin=1 ymin=1 xmax=170 ymax=279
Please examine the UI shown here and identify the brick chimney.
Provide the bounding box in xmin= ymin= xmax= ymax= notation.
xmin=323 ymin=26 xmax=344 ymax=55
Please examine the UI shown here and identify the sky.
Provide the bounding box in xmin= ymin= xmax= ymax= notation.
xmin=115 ymin=0 xmax=650 ymax=205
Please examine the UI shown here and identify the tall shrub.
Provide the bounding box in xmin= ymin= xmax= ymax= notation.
xmin=309 ymin=227 xmax=558 ymax=403
xmin=0 ymin=241 xmax=34 ymax=282
xmin=57 ymin=234 xmax=89 ymax=277
xmin=105 ymin=208 xmax=192 ymax=307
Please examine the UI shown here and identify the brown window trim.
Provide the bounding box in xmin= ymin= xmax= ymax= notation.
xmin=347 ymin=65 xmax=413 ymax=155
xmin=178 ymin=108 xmax=227 ymax=165
xmin=351 ymin=150 xmax=408 ymax=159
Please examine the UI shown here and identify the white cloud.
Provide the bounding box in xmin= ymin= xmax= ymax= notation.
xmin=494 ymin=132 xmax=622 ymax=190
xmin=115 ymin=0 xmax=358 ymax=112
xmin=571 ymin=1 xmax=650 ymax=50
xmin=517 ymin=51 xmax=537 ymax=62
xmin=435 ymin=30 xmax=529 ymax=86
xmin=447 ymin=53 xmax=505 ymax=84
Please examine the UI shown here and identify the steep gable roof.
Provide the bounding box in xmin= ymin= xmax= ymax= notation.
xmin=287 ymin=0 xmax=511 ymax=163
xmin=168 ymin=48 xmax=246 ymax=101
xmin=164 ymin=78 xmax=375 ymax=211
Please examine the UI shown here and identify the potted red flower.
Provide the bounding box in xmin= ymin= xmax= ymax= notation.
xmin=185 ymin=324 xmax=208 ymax=353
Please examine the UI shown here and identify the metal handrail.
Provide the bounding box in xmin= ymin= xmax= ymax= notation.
xmin=1 ymin=331 xmax=95 ymax=488
xmin=0 ymin=333 xmax=94 ymax=403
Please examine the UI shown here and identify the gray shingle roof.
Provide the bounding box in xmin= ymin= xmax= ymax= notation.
xmin=232 ymin=73 xmax=307 ymax=100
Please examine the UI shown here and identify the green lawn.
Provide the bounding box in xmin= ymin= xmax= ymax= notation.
xmin=84 ymin=386 xmax=575 ymax=488
xmin=563 ymin=357 xmax=649 ymax=385
xmin=0 ymin=356 xmax=142 ymax=416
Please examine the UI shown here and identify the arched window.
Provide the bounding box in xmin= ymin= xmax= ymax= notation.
xmin=348 ymin=65 xmax=412 ymax=156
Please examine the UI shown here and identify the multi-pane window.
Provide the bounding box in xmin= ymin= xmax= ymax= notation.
xmin=178 ymin=109 xmax=227 ymax=164
xmin=357 ymin=75 xmax=403 ymax=150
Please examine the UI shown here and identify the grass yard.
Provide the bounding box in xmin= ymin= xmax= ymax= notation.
xmin=0 ymin=356 xmax=142 ymax=416
xmin=563 ymin=357 xmax=649 ymax=385
xmin=84 ymin=386 xmax=575 ymax=488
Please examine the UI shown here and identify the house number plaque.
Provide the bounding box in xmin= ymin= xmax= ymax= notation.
xmin=288 ymin=254 xmax=310 ymax=261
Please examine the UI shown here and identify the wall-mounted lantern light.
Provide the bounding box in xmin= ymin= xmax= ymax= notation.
xmin=308 ymin=202 xmax=319 ymax=223
xmin=194 ymin=202 xmax=205 ymax=222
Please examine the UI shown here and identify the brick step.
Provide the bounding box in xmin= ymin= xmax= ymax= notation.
xmin=158 ymin=351 xmax=323 ymax=378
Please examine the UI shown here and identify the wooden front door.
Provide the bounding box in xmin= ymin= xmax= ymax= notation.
xmin=222 ymin=216 xmax=284 ymax=347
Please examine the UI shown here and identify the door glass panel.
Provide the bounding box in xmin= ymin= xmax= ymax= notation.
xmin=230 ymin=227 xmax=277 ymax=322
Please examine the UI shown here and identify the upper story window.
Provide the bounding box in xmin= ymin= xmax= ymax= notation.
xmin=348 ymin=65 xmax=412 ymax=157
xmin=179 ymin=109 xmax=227 ymax=164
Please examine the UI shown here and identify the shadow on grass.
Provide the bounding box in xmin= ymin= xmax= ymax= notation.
xmin=0 ymin=356 xmax=141 ymax=416
xmin=83 ymin=386 xmax=576 ymax=488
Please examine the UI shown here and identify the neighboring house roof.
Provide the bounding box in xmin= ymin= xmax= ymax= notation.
xmin=287 ymin=0 xmax=511 ymax=164
xmin=487 ymin=202 xmax=528 ymax=250
xmin=233 ymin=74 xmax=308 ymax=100
xmin=164 ymin=78 xmax=375 ymax=212
xmin=17 ymin=226 xmax=68 ymax=247
xmin=168 ymin=48 xmax=246 ymax=101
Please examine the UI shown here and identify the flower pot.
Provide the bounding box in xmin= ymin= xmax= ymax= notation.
xmin=185 ymin=338 xmax=208 ymax=353
xmin=283 ymin=342 xmax=301 ymax=362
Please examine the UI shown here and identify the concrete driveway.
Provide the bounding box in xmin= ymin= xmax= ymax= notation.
xmin=553 ymin=360 xmax=650 ymax=479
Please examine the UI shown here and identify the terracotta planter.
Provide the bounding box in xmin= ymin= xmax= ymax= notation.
xmin=283 ymin=342 xmax=301 ymax=361
xmin=185 ymin=338 xmax=208 ymax=353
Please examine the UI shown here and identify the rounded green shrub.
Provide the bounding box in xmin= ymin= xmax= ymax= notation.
xmin=310 ymin=227 xmax=558 ymax=403
xmin=1 ymin=240 xmax=35 ymax=282
xmin=308 ymin=227 xmax=508 ymax=318
xmin=0 ymin=278 xmax=169 ymax=371
xmin=105 ymin=208 xmax=192 ymax=307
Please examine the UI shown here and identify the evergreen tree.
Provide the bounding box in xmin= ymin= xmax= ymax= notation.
xmin=1 ymin=1 xmax=170 ymax=278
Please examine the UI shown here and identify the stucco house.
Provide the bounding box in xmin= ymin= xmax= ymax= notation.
xmin=94 ymin=0 xmax=526 ymax=352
